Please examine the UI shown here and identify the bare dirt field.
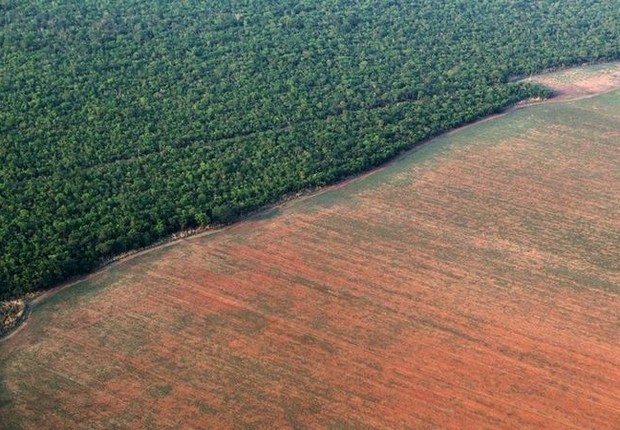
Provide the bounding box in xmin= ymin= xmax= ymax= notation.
xmin=526 ymin=62 xmax=620 ymax=101
xmin=1 ymin=65 xmax=619 ymax=429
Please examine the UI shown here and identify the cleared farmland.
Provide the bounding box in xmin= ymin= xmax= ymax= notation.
xmin=1 ymin=68 xmax=620 ymax=428
xmin=526 ymin=62 xmax=620 ymax=100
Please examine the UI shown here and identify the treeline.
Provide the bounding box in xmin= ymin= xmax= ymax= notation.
xmin=1 ymin=0 xmax=618 ymax=297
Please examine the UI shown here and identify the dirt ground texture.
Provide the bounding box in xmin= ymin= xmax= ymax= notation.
xmin=1 ymin=64 xmax=619 ymax=429
xmin=527 ymin=62 xmax=620 ymax=100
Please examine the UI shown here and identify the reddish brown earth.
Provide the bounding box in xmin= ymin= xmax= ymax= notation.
xmin=527 ymin=62 xmax=620 ymax=101
xmin=1 ymin=67 xmax=619 ymax=429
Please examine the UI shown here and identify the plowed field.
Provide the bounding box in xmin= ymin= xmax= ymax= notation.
xmin=1 ymin=66 xmax=619 ymax=429
xmin=526 ymin=61 xmax=620 ymax=100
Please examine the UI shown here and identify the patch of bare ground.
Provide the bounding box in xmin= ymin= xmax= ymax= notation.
xmin=1 ymin=63 xmax=620 ymax=429
xmin=525 ymin=62 xmax=620 ymax=101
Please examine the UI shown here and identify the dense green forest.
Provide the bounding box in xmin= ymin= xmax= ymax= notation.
xmin=1 ymin=0 xmax=618 ymax=298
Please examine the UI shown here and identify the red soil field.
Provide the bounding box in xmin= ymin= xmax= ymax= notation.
xmin=1 ymin=67 xmax=619 ymax=429
xmin=526 ymin=62 xmax=620 ymax=101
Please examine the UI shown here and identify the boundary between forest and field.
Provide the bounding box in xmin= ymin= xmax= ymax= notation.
xmin=2 ymin=61 xmax=619 ymax=343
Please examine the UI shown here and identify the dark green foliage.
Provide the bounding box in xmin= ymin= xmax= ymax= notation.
xmin=1 ymin=0 xmax=618 ymax=297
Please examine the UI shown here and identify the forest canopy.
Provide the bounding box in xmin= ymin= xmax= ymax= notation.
xmin=1 ymin=0 xmax=619 ymax=298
